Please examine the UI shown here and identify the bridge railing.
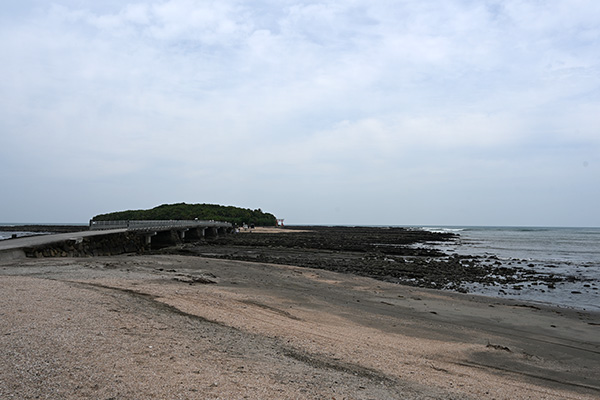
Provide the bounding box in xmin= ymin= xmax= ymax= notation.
xmin=89 ymin=221 xmax=129 ymax=230
xmin=89 ymin=220 xmax=232 ymax=231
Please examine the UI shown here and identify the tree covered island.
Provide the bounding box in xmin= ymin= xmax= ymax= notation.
xmin=91 ymin=203 xmax=277 ymax=226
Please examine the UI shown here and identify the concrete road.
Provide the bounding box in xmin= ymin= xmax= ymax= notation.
xmin=0 ymin=229 xmax=127 ymax=260
xmin=0 ymin=229 xmax=128 ymax=251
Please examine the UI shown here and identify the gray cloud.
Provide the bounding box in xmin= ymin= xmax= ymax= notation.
xmin=1 ymin=0 xmax=599 ymax=225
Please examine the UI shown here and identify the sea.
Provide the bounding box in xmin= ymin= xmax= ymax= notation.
xmin=2 ymin=223 xmax=598 ymax=311
xmin=419 ymin=226 xmax=600 ymax=311
xmin=0 ymin=223 xmax=86 ymax=240
xmin=0 ymin=226 xmax=45 ymax=240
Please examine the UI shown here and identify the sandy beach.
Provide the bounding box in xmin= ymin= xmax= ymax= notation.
xmin=1 ymin=252 xmax=598 ymax=399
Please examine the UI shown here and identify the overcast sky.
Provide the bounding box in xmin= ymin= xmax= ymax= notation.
xmin=1 ymin=0 xmax=599 ymax=226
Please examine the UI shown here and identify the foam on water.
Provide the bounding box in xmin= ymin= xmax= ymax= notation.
xmin=426 ymin=226 xmax=600 ymax=311
xmin=0 ymin=231 xmax=41 ymax=240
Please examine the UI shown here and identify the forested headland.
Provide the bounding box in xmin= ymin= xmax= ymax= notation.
xmin=91 ymin=203 xmax=277 ymax=226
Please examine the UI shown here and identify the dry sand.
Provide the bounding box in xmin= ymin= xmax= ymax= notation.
xmin=1 ymin=254 xmax=599 ymax=399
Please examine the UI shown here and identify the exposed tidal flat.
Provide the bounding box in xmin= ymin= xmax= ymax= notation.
xmin=170 ymin=225 xmax=600 ymax=311
xmin=1 ymin=224 xmax=599 ymax=310
xmin=1 ymin=225 xmax=599 ymax=398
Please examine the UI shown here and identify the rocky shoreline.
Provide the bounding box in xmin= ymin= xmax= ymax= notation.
xmin=2 ymin=227 xmax=599 ymax=399
xmin=1 ymin=225 xmax=578 ymax=296
xmin=166 ymin=225 xmax=571 ymax=294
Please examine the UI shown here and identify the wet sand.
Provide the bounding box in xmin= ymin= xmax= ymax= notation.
xmin=1 ymin=254 xmax=599 ymax=399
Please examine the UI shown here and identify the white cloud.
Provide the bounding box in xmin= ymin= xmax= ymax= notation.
xmin=1 ymin=0 xmax=599 ymax=225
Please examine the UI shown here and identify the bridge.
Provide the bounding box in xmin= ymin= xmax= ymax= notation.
xmin=0 ymin=220 xmax=234 ymax=261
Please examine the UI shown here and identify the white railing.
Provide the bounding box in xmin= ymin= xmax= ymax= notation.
xmin=89 ymin=220 xmax=232 ymax=231
xmin=89 ymin=221 xmax=129 ymax=230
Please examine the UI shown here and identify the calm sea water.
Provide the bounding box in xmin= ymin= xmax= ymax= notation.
xmin=0 ymin=227 xmax=47 ymax=240
xmin=422 ymin=226 xmax=600 ymax=311
xmin=0 ymin=223 xmax=86 ymax=240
